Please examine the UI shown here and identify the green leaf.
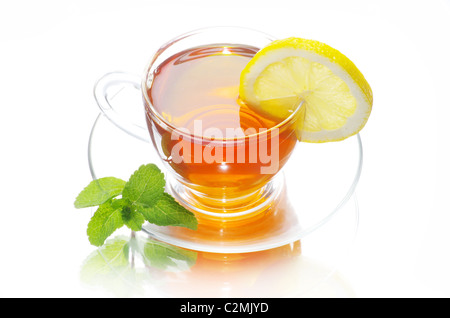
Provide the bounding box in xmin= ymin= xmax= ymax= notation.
xmin=121 ymin=205 xmax=145 ymax=231
xmin=141 ymin=239 xmax=197 ymax=270
xmin=76 ymin=163 xmax=199 ymax=248
xmin=87 ymin=200 xmax=124 ymax=247
xmin=140 ymin=193 xmax=198 ymax=230
xmin=122 ymin=164 xmax=165 ymax=208
xmin=75 ymin=177 xmax=126 ymax=208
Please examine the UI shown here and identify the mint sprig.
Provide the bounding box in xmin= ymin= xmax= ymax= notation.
xmin=75 ymin=163 xmax=198 ymax=246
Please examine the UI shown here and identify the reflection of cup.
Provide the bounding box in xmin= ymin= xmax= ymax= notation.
xmin=164 ymin=242 xmax=355 ymax=298
xmin=94 ymin=27 xmax=304 ymax=222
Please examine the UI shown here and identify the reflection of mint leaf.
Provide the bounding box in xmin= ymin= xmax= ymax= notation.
xmin=141 ymin=193 xmax=197 ymax=230
xmin=80 ymin=236 xmax=144 ymax=297
xmin=141 ymin=238 xmax=197 ymax=270
xmin=122 ymin=164 xmax=165 ymax=207
xmin=74 ymin=177 xmax=126 ymax=208
xmin=87 ymin=200 xmax=124 ymax=247
xmin=80 ymin=234 xmax=198 ymax=296
xmin=81 ymin=236 xmax=130 ymax=280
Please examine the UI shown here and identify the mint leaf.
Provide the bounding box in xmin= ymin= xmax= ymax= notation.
xmin=121 ymin=205 xmax=145 ymax=231
xmin=75 ymin=177 xmax=126 ymax=208
xmin=122 ymin=164 xmax=165 ymax=207
xmin=140 ymin=193 xmax=198 ymax=230
xmin=87 ymin=200 xmax=124 ymax=247
xmin=77 ymin=163 xmax=199 ymax=247
xmin=107 ymin=198 xmax=145 ymax=232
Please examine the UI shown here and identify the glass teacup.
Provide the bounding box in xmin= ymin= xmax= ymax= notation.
xmin=94 ymin=27 xmax=304 ymax=222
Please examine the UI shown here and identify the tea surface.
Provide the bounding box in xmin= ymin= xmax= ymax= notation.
xmin=148 ymin=45 xmax=280 ymax=134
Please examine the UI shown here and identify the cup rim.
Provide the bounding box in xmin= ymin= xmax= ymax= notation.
xmin=141 ymin=26 xmax=304 ymax=143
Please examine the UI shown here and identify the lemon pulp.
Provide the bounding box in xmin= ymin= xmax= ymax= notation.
xmin=239 ymin=37 xmax=373 ymax=143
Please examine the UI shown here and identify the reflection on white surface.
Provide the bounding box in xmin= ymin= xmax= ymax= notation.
xmin=80 ymin=235 xmax=354 ymax=298
xmin=80 ymin=195 xmax=358 ymax=298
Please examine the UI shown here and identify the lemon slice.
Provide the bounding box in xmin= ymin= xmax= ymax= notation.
xmin=239 ymin=37 xmax=373 ymax=142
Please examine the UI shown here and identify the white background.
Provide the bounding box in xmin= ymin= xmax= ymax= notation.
xmin=1 ymin=0 xmax=449 ymax=298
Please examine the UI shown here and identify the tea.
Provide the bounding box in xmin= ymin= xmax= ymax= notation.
xmin=144 ymin=45 xmax=298 ymax=213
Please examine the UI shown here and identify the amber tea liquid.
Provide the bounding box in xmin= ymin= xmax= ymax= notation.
xmin=144 ymin=45 xmax=298 ymax=216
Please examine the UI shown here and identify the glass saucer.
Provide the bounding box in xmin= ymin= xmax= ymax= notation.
xmin=87 ymin=84 xmax=363 ymax=253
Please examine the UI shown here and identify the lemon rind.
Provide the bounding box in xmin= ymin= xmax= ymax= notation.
xmin=239 ymin=38 xmax=373 ymax=143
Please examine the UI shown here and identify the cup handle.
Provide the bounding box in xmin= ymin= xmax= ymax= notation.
xmin=93 ymin=72 xmax=150 ymax=142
